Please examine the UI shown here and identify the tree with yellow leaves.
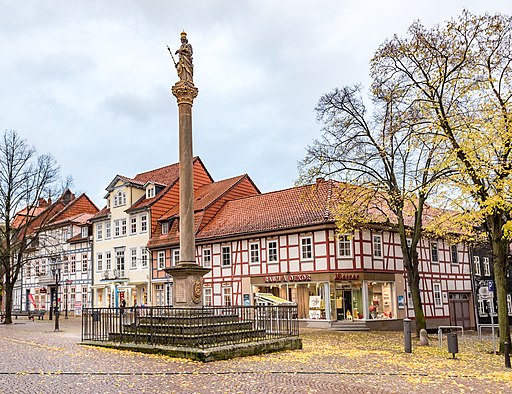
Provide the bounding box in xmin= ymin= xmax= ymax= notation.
xmin=299 ymin=82 xmax=452 ymax=335
xmin=372 ymin=11 xmax=512 ymax=351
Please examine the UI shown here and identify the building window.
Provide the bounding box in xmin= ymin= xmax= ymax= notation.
xmin=96 ymin=223 xmax=103 ymax=240
xmin=203 ymin=248 xmax=212 ymax=268
xmin=483 ymin=257 xmax=491 ymax=276
xmin=121 ymin=219 xmax=127 ymax=236
xmin=162 ymin=221 xmax=169 ymax=235
xmin=130 ymin=248 xmax=137 ymax=269
xmin=433 ymin=283 xmax=442 ymax=307
xmin=63 ymin=256 xmax=69 ymax=274
xmin=478 ymin=298 xmax=487 ymax=316
xmin=81 ymin=227 xmax=88 ymax=238
xmin=451 ymin=245 xmax=458 ymax=264
xmin=130 ymin=217 xmax=137 ymax=235
xmin=141 ymin=214 xmax=148 ymax=233
xmin=70 ymin=255 xmax=76 ymax=273
xmin=158 ymin=251 xmax=165 ymax=270
xmin=223 ymin=287 xmax=232 ymax=306
xmin=106 ymin=252 xmax=112 ymax=270
xmin=338 ymin=234 xmax=352 ymax=257
xmin=114 ymin=190 xmax=126 ymax=207
xmin=141 ymin=248 xmax=148 ymax=268
xmin=222 ymin=246 xmax=231 ymax=266
xmin=146 ymin=187 xmax=155 ymax=199
xmin=115 ymin=250 xmax=125 ymax=277
xmin=250 ymin=243 xmax=260 ymax=264
xmin=204 ymin=288 xmax=212 ymax=306
xmin=97 ymin=253 xmax=103 ymax=272
xmin=267 ymin=240 xmax=278 ymax=263
xmin=474 ymin=256 xmax=481 ymax=276
xmin=82 ymin=288 xmax=88 ymax=308
xmin=105 ymin=222 xmax=111 ymax=239
xmin=70 ymin=287 xmax=76 ymax=307
xmin=431 ymin=241 xmax=438 ymax=263
xmin=155 ymin=284 xmax=164 ymax=306
xmin=172 ymin=249 xmax=180 ymax=266
xmin=81 ymin=254 xmax=88 ymax=272
xmin=373 ymin=234 xmax=383 ymax=258
xmin=114 ymin=220 xmax=120 ymax=237
xmin=300 ymin=237 xmax=313 ymax=260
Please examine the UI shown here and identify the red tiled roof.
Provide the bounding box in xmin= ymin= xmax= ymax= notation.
xmin=159 ymin=175 xmax=251 ymax=220
xmin=49 ymin=212 xmax=96 ymax=227
xmin=90 ymin=206 xmax=110 ymax=221
xmin=196 ymin=180 xmax=335 ymax=240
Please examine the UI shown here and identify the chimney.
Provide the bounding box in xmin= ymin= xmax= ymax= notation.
xmin=38 ymin=198 xmax=47 ymax=207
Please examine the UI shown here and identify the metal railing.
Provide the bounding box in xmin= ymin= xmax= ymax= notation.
xmin=437 ymin=325 xmax=464 ymax=348
xmin=82 ymin=305 xmax=299 ymax=349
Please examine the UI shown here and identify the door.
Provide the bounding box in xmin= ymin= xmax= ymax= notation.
xmin=448 ymin=293 xmax=471 ymax=329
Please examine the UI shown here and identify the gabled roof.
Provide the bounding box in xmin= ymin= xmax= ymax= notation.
xmin=159 ymin=174 xmax=257 ymax=220
xmin=125 ymin=157 xmax=214 ymax=214
xmin=147 ymin=174 xmax=261 ymax=249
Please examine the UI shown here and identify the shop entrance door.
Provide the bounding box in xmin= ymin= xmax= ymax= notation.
xmin=335 ymin=289 xmax=353 ymax=320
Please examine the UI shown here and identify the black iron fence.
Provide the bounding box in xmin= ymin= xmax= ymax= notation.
xmin=82 ymin=305 xmax=299 ymax=349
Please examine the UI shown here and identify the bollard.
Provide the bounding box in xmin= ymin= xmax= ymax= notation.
xmin=505 ymin=341 xmax=511 ymax=369
xmin=404 ymin=318 xmax=412 ymax=353
xmin=54 ymin=304 xmax=60 ymax=332
xmin=447 ymin=332 xmax=458 ymax=358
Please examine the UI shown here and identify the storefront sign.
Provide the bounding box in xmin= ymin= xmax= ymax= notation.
xmin=39 ymin=288 xmax=47 ymax=293
xmin=334 ymin=273 xmax=359 ymax=280
xmin=265 ymin=274 xmax=312 ymax=283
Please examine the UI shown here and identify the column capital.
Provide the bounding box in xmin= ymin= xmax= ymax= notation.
xmin=172 ymin=81 xmax=198 ymax=105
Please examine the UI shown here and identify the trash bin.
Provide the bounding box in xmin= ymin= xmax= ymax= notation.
xmin=447 ymin=332 xmax=458 ymax=358
xmin=92 ymin=310 xmax=101 ymax=322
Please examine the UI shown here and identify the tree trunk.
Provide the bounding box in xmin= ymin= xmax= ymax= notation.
xmin=3 ymin=281 xmax=14 ymax=324
xmin=487 ymin=214 xmax=511 ymax=353
xmin=406 ymin=258 xmax=426 ymax=335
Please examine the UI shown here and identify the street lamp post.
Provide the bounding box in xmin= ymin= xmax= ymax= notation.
xmin=51 ymin=266 xmax=61 ymax=332
xmin=65 ymin=280 xmax=72 ymax=319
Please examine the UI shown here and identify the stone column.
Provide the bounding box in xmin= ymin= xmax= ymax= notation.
xmin=165 ymin=66 xmax=210 ymax=308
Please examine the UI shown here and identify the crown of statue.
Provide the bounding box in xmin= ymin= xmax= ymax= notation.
xmin=181 ymin=31 xmax=187 ymax=38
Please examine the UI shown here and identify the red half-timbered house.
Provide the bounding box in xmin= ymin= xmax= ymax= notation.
xmin=149 ymin=178 xmax=474 ymax=330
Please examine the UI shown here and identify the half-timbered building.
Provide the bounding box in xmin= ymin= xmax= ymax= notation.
xmin=150 ymin=178 xmax=474 ymax=330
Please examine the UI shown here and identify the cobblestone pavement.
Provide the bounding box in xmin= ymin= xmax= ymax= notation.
xmin=1 ymin=318 xmax=511 ymax=393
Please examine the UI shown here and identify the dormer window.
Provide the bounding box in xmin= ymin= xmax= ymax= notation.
xmin=113 ymin=190 xmax=126 ymax=207
xmin=162 ymin=221 xmax=169 ymax=234
xmin=147 ymin=187 xmax=155 ymax=199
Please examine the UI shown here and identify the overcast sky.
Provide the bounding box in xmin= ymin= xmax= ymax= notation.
xmin=1 ymin=1 xmax=510 ymax=206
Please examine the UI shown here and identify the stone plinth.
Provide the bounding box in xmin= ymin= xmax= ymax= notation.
xmin=164 ymin=264 xmax=210 ymax=307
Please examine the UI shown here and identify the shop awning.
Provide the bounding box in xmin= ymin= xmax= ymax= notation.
xmin=255 ymin=293 xmax=296 ymax=306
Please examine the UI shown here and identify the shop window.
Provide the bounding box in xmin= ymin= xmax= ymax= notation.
xmin=474 ymin=256 xmax=481 ymax=276
xmin=431 ymin=241 xmax=438 ymax=263
xmin=337 ymin=234 xmax=352 ymax=258
xmin=433 ymin=283 xmax=442 ymax=307
xmin=300 ymin=237 xmax=313 ymax=260
xmin=267 ymin=240 xmax=278 ymax=263
xmin=368 ymin=282 xmax=394 ymax=319
xmin=483 ymin=257 xmax=491 ymax=276
xmin=373 ymin=234 xmax=383 ymax=258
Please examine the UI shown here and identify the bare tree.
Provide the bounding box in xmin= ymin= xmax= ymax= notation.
xmin=372 ymin=11 xmax=512 ymax=351
xmin=299 ymin=85 xmax=451 ymax=334
xmin=0 ymin=130 xmax=60 ymax=324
